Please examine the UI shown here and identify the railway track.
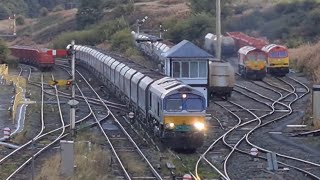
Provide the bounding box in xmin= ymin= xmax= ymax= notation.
xmin=195 ymin=76 xmax=320 ymax=179
xmin=0 ymin=74 xmax=66 ymax=179
xmin=72 ymin=65 xmax=162 ymax=179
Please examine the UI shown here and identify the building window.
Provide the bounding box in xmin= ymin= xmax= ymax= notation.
xmin=190 ymin=62 xmax=198 ymax=78
xmin=172 ymin=61 xmax=180 ymax=78
xmin=181 ymin=62 xmax=189 ymax=78
xmin=172 ymin=61 xmax=207 ymax=78
xmin=199 ymin=62 xmax=207 ymax=78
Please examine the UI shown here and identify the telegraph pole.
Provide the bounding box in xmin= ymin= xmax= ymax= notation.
xmin=216 ymin=0 xmax=222 ymax=60
xmin=159 ymin=23 xmax=162 ymax=39
xmin=13 ymin=14 xmax=16 ymax=36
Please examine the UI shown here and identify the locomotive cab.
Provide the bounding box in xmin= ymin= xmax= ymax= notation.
xmin=238 ymin=46 xmax=267 ymax=80
xmin=262 ymin=44 xmax=289 ymax=76
xmin=149 ymin=80 xmax=207 ymax=150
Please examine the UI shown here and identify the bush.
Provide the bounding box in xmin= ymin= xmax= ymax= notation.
xmin=110 ymin=28 xmax=134 ymax=52
xmin=164 ymin=13 xmax=215 ymax=45
xmin=113 ymin=3 xmax=134 ymax=17
xmin=289 ymin=41 xmax=320 ymax=83
xmin=15 ymin=15 xmax=25 ymax=25
xmin=52 ymin=4 xmax=65 ymax=12
xmin=39 ymin=7 xmax=49 ymax=17
xmin=52 ymin=29 xmax=102 ymax=49
xmin=99 ymin=17 xmax=129 ymax=40
xmin=0 ymin=39 xmax=9 ymax=63
xmin=53 ymin=18 xmax=130 ymax=49
xmin=0 ymin=6 xmax=10 ymax=20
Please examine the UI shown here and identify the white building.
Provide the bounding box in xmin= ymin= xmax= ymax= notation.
xmin=162 ymin=40 xmax=214 ymax=106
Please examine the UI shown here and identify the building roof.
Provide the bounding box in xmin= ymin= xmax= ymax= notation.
xmin=162 ymin=40 xmax=213 ymax=58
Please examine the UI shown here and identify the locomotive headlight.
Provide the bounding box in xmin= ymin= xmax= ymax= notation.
xmin=182 ymin=94 xmax=187 ymax=99
xmin=166 ymin=123 xmax=175 ymax=129
xmin=194 ymin=122 xmax=205 ymax=131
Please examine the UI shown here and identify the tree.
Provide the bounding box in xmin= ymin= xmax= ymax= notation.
xmin=188 ymin=0 xmax=233 ymax=17
xmin=110 ymin=28 xmax=134 ymax=52
xmin=0 ymin=39 xmax=9 ymax=63
xmin=165 ymin=13 xmax=215 ymax=45
xmin=24 ymin=0 xmax=41 ymax=17
xmin=16 ymin=15 xmax=25 ymax=25
xmin=39 ymin=7 xmax=49 ymax=17
xmin=0 ymin=6 xmax=10 ymax=20
xmin=76 ymin=0 xmax=104 ymax=29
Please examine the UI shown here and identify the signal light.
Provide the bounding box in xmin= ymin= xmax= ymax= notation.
xmin=66 ymin=80 xmax=72 ymax=86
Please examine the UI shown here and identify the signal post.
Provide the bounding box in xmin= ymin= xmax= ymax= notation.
xmin=61 ymin=40 xmax=78 ymax=177
xmin=69 ymin=40 xmax=78 ymax=138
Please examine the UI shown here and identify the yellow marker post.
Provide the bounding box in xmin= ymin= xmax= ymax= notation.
xmin=49 ymin=79 xmax=72 ymax=86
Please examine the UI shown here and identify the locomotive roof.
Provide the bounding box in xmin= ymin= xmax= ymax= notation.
xmin=162 ymin=40 xmax=213 ymax=59
xmin=261 ymin=44 xmax=287 ymax=53
xmin=238 ymin=46 xmax=262 ymax=55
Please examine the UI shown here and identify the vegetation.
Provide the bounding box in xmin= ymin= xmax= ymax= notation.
xmin=164 ymin=13 xmax=215 ymax=45
xmin=289 ymin=42 xmax=320 ymax=83
xmin=15 ymin=15 xmax=25 ymax=25
xmin=0 ymin=0 xmax=79 ymax=19
xmin=39 ymin=7 xmax=49 ymax=17
xmin=188 ymin=0 xmax=233 ymax=17
xmin=110 ymin=28 xmax=134 ymax=52
xmin=52 ymin=4 xmax=65 ymax=12
xmin=53 ymin=17 xmax=129 ymax=48
xmin=0 ymin=0 xmax=28 ymax=19
xmin=0 ymin=39 xmax=9 ymax=63
xmin=225 ymin=0 xmax=320 ymax=47
xmin=76 ymin=0 xmax=105 ymax=29
xmin=36 ymin=131 xmax=113 ymax=179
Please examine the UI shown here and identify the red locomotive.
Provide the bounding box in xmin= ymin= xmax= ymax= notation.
xmin=226 ymin=32 xmax=289 ymax=76
xmin=9 ymin=46 xmax=55 ymax=71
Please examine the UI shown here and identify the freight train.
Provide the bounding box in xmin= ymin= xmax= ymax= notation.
xmin=238 ymin=46 xmax=267 ymax=80
xmin=205 ymin=32 xmax=290 ymax=76
xmin=9 ymin=46 xmax=55 ymax=71
xmin=72 ymin=45 xmax=207 ymax=150
xmin=133 ymin=32 xmax=235 ymax=99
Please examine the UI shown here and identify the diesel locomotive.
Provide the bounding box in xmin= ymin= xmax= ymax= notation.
xmin=238 ymin=46 xmax=267 ymax=80
xmin=73 ymin=45 xmax=207 ymax=150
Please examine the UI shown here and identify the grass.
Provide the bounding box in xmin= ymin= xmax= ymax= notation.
xmin=36 ymin=129 xmax=114 ymax=179
xmin=289 ymin=41 xmax=320 ymax=129
xmin=289 ymin=41 xmax=320 ymax=83
xmin=11 ymin=75 xmax=42 ymax=144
